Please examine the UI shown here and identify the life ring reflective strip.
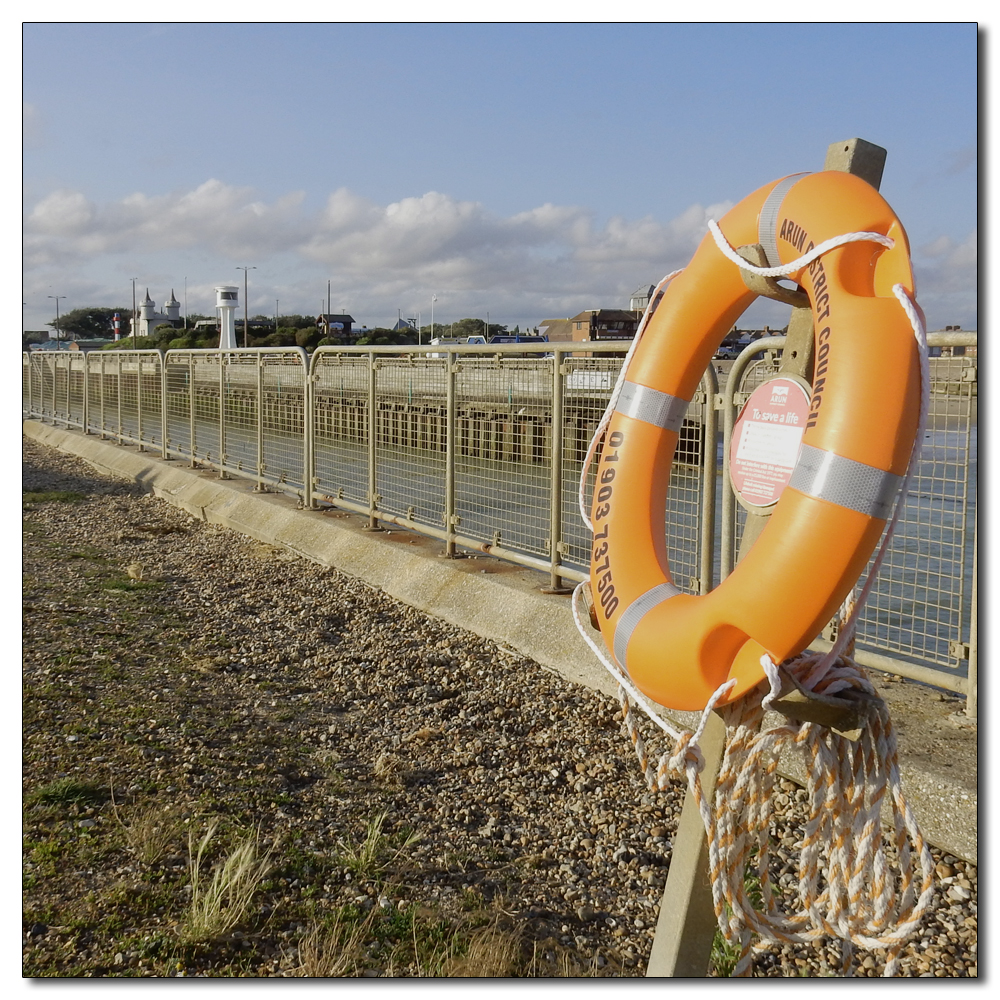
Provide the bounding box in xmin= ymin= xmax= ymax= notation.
xmin=589 ymin=170 xmax=921 ymax=712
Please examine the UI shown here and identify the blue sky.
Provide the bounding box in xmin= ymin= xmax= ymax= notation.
xmin=22 ymin=21 xmax=978 ymax=334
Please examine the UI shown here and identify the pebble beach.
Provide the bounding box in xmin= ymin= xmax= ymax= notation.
xmin=22 ymin=437 xmax=977 ymax=978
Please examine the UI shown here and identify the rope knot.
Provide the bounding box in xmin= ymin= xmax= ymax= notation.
xmin=667 ymin=730 xmax=704 ymax=776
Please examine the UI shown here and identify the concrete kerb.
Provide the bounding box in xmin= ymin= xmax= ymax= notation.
xmin=23 ymin=420 xmax=976 ymax=864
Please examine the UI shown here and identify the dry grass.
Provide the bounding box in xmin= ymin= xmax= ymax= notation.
xmin=293 ymin=912 xmax=376 ymax=977
xmin=373 ymin=752 xmax=408 ymax=785
xmin=337 ymin=810 xmax=420 ymax=879
xmin=178 ymin=819 xmax=273 ymax=943
xmin=443 ymin=920 xmax=524 ymax=977
xmin=116 ymin=803 xmax=184 ymax=866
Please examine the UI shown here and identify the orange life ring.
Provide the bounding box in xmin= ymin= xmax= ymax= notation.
xmin=589 ymin=171 xmax=921 ymax=712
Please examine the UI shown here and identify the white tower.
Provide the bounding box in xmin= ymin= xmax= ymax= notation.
xmin=215 ymin=285 xmax=239 ymax=349
xmin=164 ymin=289 xmax=181 ymax=322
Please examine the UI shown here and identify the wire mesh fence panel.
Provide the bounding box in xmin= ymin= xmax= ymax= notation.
xmin=164 ymin=355 xmax=194 ymax=459
xmin=373 ymin=357 xmax=448 ymax=529
xmin=22 ymin=354 xmax=31 ymax=415
xmin=190 ymin=355 xmax=222 ymax=465
xmin=667 ymin=390 xmax=709 ymax=595
xmin=52 ymin=355 xmax=70 ymax=425
xmin=100 ymin=358 xmax=122 ymax=439
xmin=84 ymin=356 xmax=104 ymax=435
xmin=311 ymin=353 xmax=370 ymax=505
xmin=220 ymin=354 xmax=261 ymax=476
xmin=853 ymin=357 xmax=977 ymax=674
xmin=452 ymin=356 xmax=553 ymax=556
xmin=560 ymin=357 xmax=621 ymax=572
xmin=35 ymin=355 xmax=56 ymax=422
xmin=138 ymin=353 xmax=163 ymax=447
xmin=117 ymin=355 xmax=141 ymax=443
xmin=559 ymin=355 xmax=707 ymax=594
xmin=67 ymin=354 xmax=87 ymax=429
xmin=261 ymin=353 xmax=307 ymax=491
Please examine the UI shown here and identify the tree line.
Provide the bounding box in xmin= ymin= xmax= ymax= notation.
xmin=26 ymin=307 xmax=524 ymax=352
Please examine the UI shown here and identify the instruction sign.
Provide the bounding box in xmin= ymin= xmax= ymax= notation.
xmin=730 ymin=377 xmax=811 ymax=508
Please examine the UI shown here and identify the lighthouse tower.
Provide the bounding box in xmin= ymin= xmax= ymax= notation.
xmin=215 ymin=285 xmax=239 ymax=349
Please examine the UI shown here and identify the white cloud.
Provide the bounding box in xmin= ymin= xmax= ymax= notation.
xmin=21 ymin=181 xmax=977 ymax=331
xmin=909 ymin=229 xmax=978 ymax=330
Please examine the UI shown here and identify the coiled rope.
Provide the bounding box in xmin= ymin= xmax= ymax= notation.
xmin=574 ymin=225 xmax=935 ymax=976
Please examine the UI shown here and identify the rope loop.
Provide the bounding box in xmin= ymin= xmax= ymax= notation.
xmin=707 ymin=219 xmax=894 ymax=278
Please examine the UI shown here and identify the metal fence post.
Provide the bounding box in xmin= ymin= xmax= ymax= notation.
xmin=218 ymin=352 xmax=228 ymax=478
xmin=444 ymin=350 xmax=458 ymax=556
xmin=189 ymin=354 xmax=197 ymax=468
xmin=966 ymin=508 xmax=977 ymax=720
xmin=255 ymin=352 xmax=266 ymax=491
xmin=303 ymin=354 xmax=315 ymax=510
xmin=160 ymin=352 xmax=169 ymax=460
xmin=363 ymin=352 xmax=384 ymax=531
xmin=82 ymin=354 xmax=90 ymax=435
xmin=116 ymin=356 xmax=123 ymax=444
xmin=137 ymin=354 xmax=144 ymax=452
xmin=99 ymin=353 xmax=107 ymax=439
xmin=699 ymin=367 xmax=720 ymax=595
xmin=543 ymin=348 xmax=572 ymax=593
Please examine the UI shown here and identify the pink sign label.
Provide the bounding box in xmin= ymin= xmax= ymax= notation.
xmin=730 ymin=377 xmax=811 ymax=507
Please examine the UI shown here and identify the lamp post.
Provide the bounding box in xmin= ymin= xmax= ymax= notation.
xmin=47 ymin=294 xmax=65 ymax=346
xmin=236 ymin=266 xmax=256 ymax=348
xmin=131 ymin=278 xmax=138 ymax=342
xmin=430 ymin=294 xmax=437 ymax=346
xmin=275 ymin=299 xmax=280 ymax=335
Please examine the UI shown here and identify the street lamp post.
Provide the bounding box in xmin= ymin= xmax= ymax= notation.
xmin=47 ymin=294 xmax=65 ymax=346
xmin=431 ymin=294 xmax=437 ymax=346
xmin=236 ymin=266 xmax=256 ymax=348
xmin=275 ymin=299 xmax=280 ymax=335
xmin=131 ymin=279 xmax=138 ymax=342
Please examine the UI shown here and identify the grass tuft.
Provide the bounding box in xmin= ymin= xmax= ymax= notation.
xmin=23 ymin=490 xmax=85 ymax=506
xmin=337 ymin=810 xmax=419 ymax=879
xmin=178 ymin=819 xmax=273 ymax=943
xmin=293 ymin=911 xmax=376 ymax=977
xmin=115 ymin=802 xmax=185 ymax=866
xmin=26 ymin=777 xmax=104 ymax=807
xmin=443 ymin=919 xmax=523 ymax=977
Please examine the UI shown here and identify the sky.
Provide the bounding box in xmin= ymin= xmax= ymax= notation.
xmin=22 ymin=21 xmax=978 ymax=335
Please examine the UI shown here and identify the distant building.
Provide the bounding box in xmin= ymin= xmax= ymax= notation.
xmin=317 ymin=314 xmax=355 ymax=338
xmin=928 ymin=325 xmax=976 ymax=357
xmin=537 ymin=318 xmax=574 ymax=343
xmin=629 ymin=283 xmax=656 ymax=312
xmin=130 ymin=289 xmax=182 ymax=339
xmin=568 ymin=309 xmax=641 ymax=342
xmin=68 ymin=339 xmax=113 ymax=353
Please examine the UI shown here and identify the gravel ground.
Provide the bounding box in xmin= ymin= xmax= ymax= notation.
xmin=22 ymin=437 xmax=977 ymax=978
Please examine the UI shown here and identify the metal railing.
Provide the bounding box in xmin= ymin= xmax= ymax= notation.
xmin=22 ymin=335 xmax=977 ymax=711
